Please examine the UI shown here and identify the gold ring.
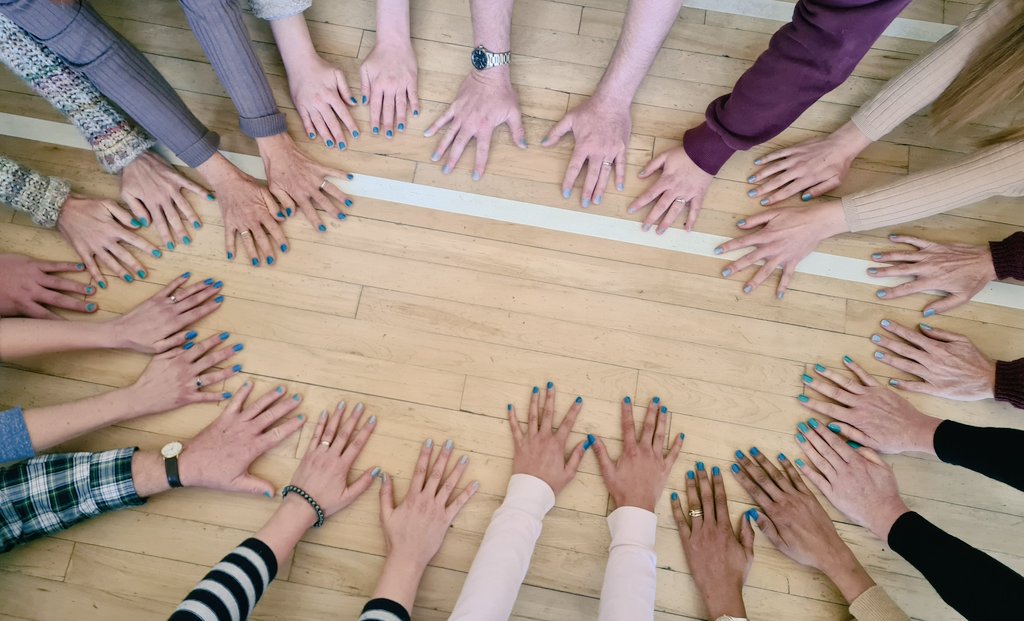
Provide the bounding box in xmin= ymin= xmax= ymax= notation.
xmin=320 ymin=441 xmax=331 ymax=447
xmin=688 ymin=509 xmax=703 ymax=518
xmin=319 ymin=179 xmax=329 ymax=191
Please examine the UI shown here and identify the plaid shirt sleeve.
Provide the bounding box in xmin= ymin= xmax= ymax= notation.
xmin=0 ymin=448 xmax=146 ymax=553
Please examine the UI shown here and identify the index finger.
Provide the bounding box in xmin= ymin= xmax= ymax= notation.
xmin=620 ymin=396 xmax=637 ymax=446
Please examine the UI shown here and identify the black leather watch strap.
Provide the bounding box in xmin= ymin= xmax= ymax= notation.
xmin=165 ymin=455 xmax=182 ymax=488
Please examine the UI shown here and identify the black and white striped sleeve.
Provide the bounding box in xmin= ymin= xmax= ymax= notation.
xmin=169 ymin=538 xmax=278 ymax=621
xmin=358 ymin=598 xmax=411 ymax=621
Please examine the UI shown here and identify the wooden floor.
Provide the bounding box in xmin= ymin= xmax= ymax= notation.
xmin=1 ymin=0 xmax=1022 ymax=619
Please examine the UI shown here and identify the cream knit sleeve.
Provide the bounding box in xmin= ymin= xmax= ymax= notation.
xmin=848 ymin=585 xmax=910 ymax=621
xmin=851 ymin=0 xmax=1018 ymax=141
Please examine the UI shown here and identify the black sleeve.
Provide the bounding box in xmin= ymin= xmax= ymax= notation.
xmin=358 ymin=598 xmax=411 ymax=621
xmin=933 ymin=420 xmax=1024 ymax=491
xmin=888 ymin=511 xmax=1024 ymax=619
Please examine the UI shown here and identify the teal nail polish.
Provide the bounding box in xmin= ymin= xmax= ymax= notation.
xmin=624 ymin=396 xmax=631 ymax=404
xmin=152 ymin=249 xmax=162 ymax=258
xmin=286 ymin=208 xmax=293 ymax=217
xmin=267 ymin=256 xmax=275 ymax=265
xmin=507 ymin=403 xmax=512 ymax=411
xmin=370 ymin=467 xmax=381 ymax=478
xmin=193 ymin=221 xmax=201 ymax=230
xmin=748 ymin=508 xmax=760 ymax=521
xmin=98 ymin=281 xmax=107 ymax=289
xmin=137 ymin=270 xmax=146 ymax=279
xmin=653 ymin=396 xmax=660 ymax=404
xmin=722 ymin=268 xmax=732 ymax=278
xmin=352 ymin=131 xmax=360 ymax=139
xmin=206 ymin=194 xmax=215 ymax=201
xmin=222 ymin=392 xmax=232 ymax=399
xmin=130 ymin=218 xmax=141 ymax=228
xmin=398 ymin=123 xmax=405 ymax=131
xmin=920 ymin=323 xmax=932 ymax=331
xmin=204 ymin=278 xmax=214 ymax=285
xmin=801 ymin=193 xmax=812 ymax=202
xmin=871 ymin=334 xmax=881 ymax=343
xmin=828 ymin=423 xmax=841 ymax=433
xmin=777 ymin=453 xmax=786 ymax=461
xmin=231 ymin=364 xmax=242 ymax=373
xmin=183 ymin=236 xmax=191 ymax=246
xmin=186 ymin=331 xmax=197 ymax=340
xmin=373 ymin=127 xmax=380 ymax=135
xmin=617 ymin=183 xmax=624 ymax=191
xmin=735 ymin=450 xmax=745 ymax=460
xmin=344 ymin=199 xmax=353 ymax=208
xmin=750 ymin=446 xmax=760 ymax=457
xmin=712 ymin=465 xmax=721 ymax=476
xmin=696 ymin=461 xmax=705 ymax=471
xmin=219 ymin=332 xmax=229 ymax=340
xmin=183 ymin=342 xmax=195 ymax=350
xmin=215 ymin=295 xmax=224 ymax=303
xmin=264 ymin=490 xmax=273 ymax=498
xmin=874 ymin=351 xmax=884 ymax=360
xmin=227 ymin=252 xmax=233 ymax=260
xmin=326 ymin=140 xmax=334 ymax=148
xmin=843 ymin=355 xmax=853 ymax=364
xmin=798 ymin=422 xmax=809 ymax=433
xmin=687 ymin=470 xmax=695 ymax=480
xmin=140 ymin=218 xmax=149 ymax=227
xmin=747 ymin=189 xmax=757 ymax=198
xmin=293 ymin=394 xmax=301 ymax=402
xmin=583 ymin=434 xmax=595 ymax=451
xmin=797 ymin=394 xmax=809 ymax=403
xmin=350 ymin=97 xmax=357 ymax=104
xmin=746 ymin=175 xmax=756 ymax=183
xmin=76 ymin=263 xmax=85 ymax=271
xmin=889 ymin=379 xmax=899 ymax=387
xmin=814 ymin=363 xmax=825 ymax=373
xmin=386 ymin=130 xmax=393 ymax=138
xmin=85 ymin=286 xmax=95 ymax=295
xmin=546 ymin=381 xmax=554 ymax=390
xmin=280 ymin=244 xmax=288 ymax=252
xmin=679 ymin=433 xmax=685 ymax=442
xmin=338 ymin=142 xmax=346 ymax=150
xmin=923 ymin=309 xmax=936 ymax=317
xmin=736 ymin=218 xmax=746 ymax=227
xmin=713 ymin=246 xmax=724 ymax=255
xmin=346 ymin=173 xmax=354 ymax=181
xmin=413 ymin=110 xmax=419 ymax=117
xmin=848 ymin=441 xmax=862 ymax=449
xmin=777 ymin=291 xmax=785 ymax=300
xmin=808 ymin=418 xmax=820 ymax=430
xmin=252 ymin=258 xmax=260 ymax=266
xmin=167 ymin=242 xmax=175 ymax=251
xmin=362 ymin=95 xmax=367 ymax=104
xmin=759 ymin=198 xmax=769 ymax=206
xmin=876 ymin=290 xmax=887 ymax=298
xmin=575 ymin=396 xmax=583 ymax=404
xmin=801 ymin=374 xmax=813 ymax=383
xmin=532 ymin=386 xmax=539 ymax=394
xmin=277 ymin=211 xmax=285 ymax=219
xmin=276 ymin=386 xmax=285 ymax=394
xmin=795 ymin=458 xmax=805 ymax=468
xmin=443 ymin=439 xmax=454 ymax=451
xmin=124 ymin=274 xmax=133 ymax=283
xmin=233 ymin=343 xmax=244 ymax=352
xmin=731 ymin=463 xmax=740 ymax=473
xmin=86 ymin=303 xmax=96 ymax=312
xmin=796 ymin=433 xmax=806 ymax=443
xmin=318 ymin=224 xmax=327 ymax=232
xmin=309 ymin=132 xmax=316 ymax=139
xmin=671 ymin=491 xmax=679 ymax=501
xmin=660 ymin=405 xmax=667 ymax=414
xmin=214 ymin=281 xmax=223 ymax=289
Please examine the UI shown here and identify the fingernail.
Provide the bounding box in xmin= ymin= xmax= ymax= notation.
xmin=352 ymin=131 xmax=360 ymax=139
xmin=747 ymin=508 xmax=759 ymax=520
xmin=722 ymin=268 xmax=732 ymax=278
xmin=85 ymin=286 xmax=95 ymax=295
xmin=871 ymin=334 xmax=881 ymax=343
xmin=875 ymin=290 xmax=888 ymax=299
xmin=867 ymin=267 xmax=878 ymax=275
xmin=373 ymin=127 xmax=380 ymax=135
xmin=583 ymin=434 xmax=595 ymax=451
xmin=594 ymin=195 xmax=602 ymax=205
xmin=696 ymin=461 xmax=705 ymax=471
xmin=286 ymin=208 xmax=293 ymax=217
xmin=808 ymin=418 xmax=820 ymax=429
xmin=226 ymin=252 xmax=233 ymax=260
xmin=754 ymin=158 xmax=763 ymax=165
xmin=214 ymin=295 xmax=224 ymax=303
xmin=777 ymin=291 xmax=785 ymax=300
xmin=736 ymin=219 xmax=746 ymax=227
xmin=871 ymin=253 xmax=883 ymax=261
xmin=124 ymin=274 xmax=134 ymax=283
xmin=777 ymin=453 xmax=786 ymax=461
xmin=507 ymin=403 xmax=513 ymax=412
xmin=152 ymin=249 xmax=162 ymax=258
xmin=130 ymin=218 xmax=142 ymax=228
xmin=297 ymin=414 xmax=305 ymax=421
xmin=796 ymin=433 xmax=806 ymax=443
xmin=889 ymin=378 xmax=899 ymax=387
xmin=318 ymin=224 xmax=327 ymax=232
xmin=827 ymin=423 xmax=841 ymax=433
xmin=713 ymin=246 xmax=724 ymax=256
xmin=532 ymin=386 xmax=539 ymax=394
xmin=413 ymin=110 xmax=420 ymax=117
xmin=731 ymin=463 xmax=740 ymax=473
xmin=546 ymin=381 xmax=553 ymax=390
xmin=874 ymin=351 xmax=884 ymax=360
xmin=309 ymin=132 xmax=316 ymax=139
xmin=98 ymin=281 xmax=107 ymax=289
xmin=337 ymin=212 xmax=346 ymax=221
xmin=398 ymin=123 xmax=405 ymax=132
xmin=575 ymin=396 xmax=583 ymax=404
xmin=743 ymin=284 xmax=753 ymax=294
xmin=923 ymin=309 xmax=936 ymax=317
xmin=319 ymin=410 xmax=328 ymax=421
xmin=671 ymin=491 xmax=679 ymax=501
xmin=338 ymin=142 xmax=346 ymax=150
xmin=582 ymin=198 xmax=590 ymax=209
xmin=848 ymin=441 xmax=862 ymax=449
xmin=204 ymin=278 xmax=214 ymax=285
xmin=350 ymin=97 xmax=357 ymax=104
xmin=368 ymin=414 xmax=377 ymax=425
xmin=712 ymin=465 xmax=721 ymax=476
xmin=814 ymin=363 xmax=825 ymax=373
xmin=843 ymin=355 xmax=853 ymax=364
xmin=652 ymin=396 xmax=660 ymax=404
xmin=232 ymin=364 xmax=242 ymax=373
xmin=797 ymin=422 xmax=809 ymax=433
xmin=362 ymin=95 xmax=367 ymax=104
xmin=623 ymin=396 xmax=631 ymax=404
xmin=678 ymin=433 xmax=685 ymax=442
xmin=687 ymin=470 xmax=695 ymax=480
xmin=747 ymin=175 xmax=756 ymax=183
xmin=206 ymin=193 xmax=215 ymax=201
xmin=386 ymin=130 xmax=393 ymax=138
xmin=442 ymin=164 xmax=451 ymax=174
xmin=759 ymin=198 xmax=769 ymax=206
xmin=233 ymin=343 xmax=244 ymax=352
xmin=326 ymin=140 xmax=334 ymax=148
xmin=795 ymin=458 xmax=805 ymax=468
xmin=344 ymin=199 xmax=353 ymax=207
xmin=264 ymin=490 xmax=272 ymax=497
xmin=469 ymin=481 xmax=480 ymax=492
xmin=750 ymin=446 xmax=760 ymax=457
xmin=86 ymin=303 xmax=96 ymax=312
xmin=801 ymin=374 xmax=813 ymax=383
xmin=277 ymin=211 xmax=285 ymax=219
xmin=617 ymin=183 xmax=624 ymax=191
xmin=562 ymin=189 xmax=571 ymax=199
xmin=281 ymin=244 xmax=289 ymax=252
xmin=221 ymin=391 xmax=232 ymax=400
xmin=424 ymin=438 xmax=433 ymax=448
xmin=277 ymin=386 xmax=285 ymax=393
xmin=214 ymin=281 xmax=223 ymax=289
xmin=293 ymin=394 xmax=301 ymax=402
xmin=183 ymin=236 xmax=191 ymax=246
xmin=660 ymin=405 xmax=667 ymax=414
xmin=880 ymin=319 xmax=891 ymax=328
xmin=920 ymin=323 xmax=932 ymax=331
xmin=267 ymin=257 xmax=275 ymax=265
xmin=219 ymin=331 xmax=230 ymax=340
xmin=735 ymin=450 xmax=745 ymax=460
xmin=747 ymin=189 xmax=757 ymax=198
xmin=797 ymin=394 xmax=809 ymax=403
xmin=444 ymin=439 xmax=453 ymax=451
xmin=193 ymin=220 xmax=201 ymax=230
xmin=801 ymin=193 xmax=812 ymax=202
xmin=252 ymin=258 xmax=260 ymax=266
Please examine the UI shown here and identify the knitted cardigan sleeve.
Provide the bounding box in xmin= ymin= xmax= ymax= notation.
xmin=248 ymin=0 xmax=312 ymax=20
xmin=0 ymin=14 xmax=154 ymax=175
xmin=0 ymin=154 xmax=69 ymax=228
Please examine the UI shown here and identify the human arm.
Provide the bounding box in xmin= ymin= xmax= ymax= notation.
xmin=591 ymin=397 xmax=684 ymax=620
xmin=450 ymin=383 xmax=586 ymax=620
xmin=424 ymin=0 xmax=526 ymax=179
xmin=542 ymin=0 xmax=682 ymax=207
xmin=360 ymin=0 xmax=418 ymax=138
xmin=0 ymin=154 xmax=70 ymax=228
xmin=0 ymin=254 xmax=94 ymax=319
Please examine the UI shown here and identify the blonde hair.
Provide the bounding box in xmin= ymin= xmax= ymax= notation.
xmin=930 ymin=8 xmax=1024 ymax=146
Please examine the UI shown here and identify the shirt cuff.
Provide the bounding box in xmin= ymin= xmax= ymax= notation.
xmin=89 ymin=447 xmax=146 ymax=512
xmin=503 ymin=474 xmax=556 ymax=519
xmin=606 ymin=506 xmax=657 ymax=549
xmin=359 ymin=598 xmax=411 ymax=621
xmin=249 ymin=0 xmax=312 ymax=21
xmin=848 ymin=585 xmax=909 ymax=621
xmin=989 ymin=231 xmax=1024 ymax=281
xmin=994 ymin=358 xmax=1024 ymax=410
xmin=683 ymin=121 xmax=738 ymax=176
xmin=239 ymin=112 xmax=289 ymax=139
xmin=0 ymin=407 xmax=35 ymax=464
xmin=176 ymin=129 xmax=222 ymax=168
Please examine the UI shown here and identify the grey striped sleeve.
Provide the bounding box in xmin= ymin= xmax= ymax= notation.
xmin=169 ymin=538 xmax=278 ymax=621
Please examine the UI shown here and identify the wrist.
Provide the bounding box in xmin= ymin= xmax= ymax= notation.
xmin=815 ymin=201 xmax=852 ymax=238
xmin=980 ymin=247 xmax=999 ymax=283
xmin=704 ymin=584 xmax=747 ymax=619
xmin=130 ymin=449 xmax=171 ymax=498
xmin=470 ymin=65 xmax=511 ymax=86
xmin=867 ymin=498 xmax=910 ymax=541
xmin=611 ymin=493 xmax=656 ymax=513
xmin=909 ymin=414 xmax=943 ymax=456
xmin=255 ymin=496 xmax=316 ymax=566
xmin=819 ymin=546 xmax=875 ymax=603
xmin=111 ymin=384 xmax=158 ymax=421
xmin=834 ymin=121 xmax=873 ymax=158
xmin=195 ymin=152 xmax=240 ymax=187
xmin=256 ymin=132 xmax=294 ymax=161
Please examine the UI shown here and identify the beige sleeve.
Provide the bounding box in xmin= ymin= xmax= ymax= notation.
xmin=848 ymin=585 xmax=910 ymax=621
xmin=851 ymin=0 xmax=1018 ymax=141
xmin=842 ymin=140 xmax=1024 ymax=232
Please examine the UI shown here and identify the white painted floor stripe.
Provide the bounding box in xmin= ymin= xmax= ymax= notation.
xmin=683 ymin=0 xmax=955 ymax=42
xmin=1 ymin=112 xmax=1020 ymax=311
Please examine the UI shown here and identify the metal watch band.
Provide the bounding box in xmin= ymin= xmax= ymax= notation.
xmin=486 ymin=50 xmax=510 ymax=67
xmin=165 ymin=455 xmax=182 ymax=488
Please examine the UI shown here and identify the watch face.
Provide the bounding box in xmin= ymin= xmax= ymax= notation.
xmin=471 ymin=47 xmax=488 ymax=70
xmin=161 ymin=441 xmax=183 ymax=458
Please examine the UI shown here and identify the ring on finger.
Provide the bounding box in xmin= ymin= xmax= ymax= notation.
xmin=240 ymin=230 xmax=252 ymax=238
xmin=673 ymin=198 xmax=691 ymax=206
xmin=195 ymin=378 xmax=203 ymax=388
xmin=688 ymin=508 xmax=703 ymax=519
xmin=601 ymin=160 xmax=612 ymax=167
xmin=319 ymin=440 xmax=331 ymax=448
xmin=170 ymin=295 xmax=178 ymax=303
xmin=319 ymin=179 xmax=329 ymax=192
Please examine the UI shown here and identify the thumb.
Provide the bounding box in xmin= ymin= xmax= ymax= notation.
xmin=232 ymin=473 xmax=275 ymax=498
xmin=924 ymin=294 xmax=969 ymax=317
xmin=591 ymin=437 xmax=615 ymax=477
xmin=542 ymin=114 xmax=573 ymax=148
xmin=564 ymin=440 xmax=586 ymax=474
xmin=378 ymin=471 xmax=396 ymax=521
xmin=739 ymin=509 xmax=755 ymax=555
xmin=507 ymin=108 xmax=527 ymax=149
xmin=638 ymin=152 xmax=667 ymax=178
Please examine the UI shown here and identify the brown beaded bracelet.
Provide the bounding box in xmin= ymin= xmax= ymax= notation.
xmin=281 ymin=484 xmax=325 ymax=527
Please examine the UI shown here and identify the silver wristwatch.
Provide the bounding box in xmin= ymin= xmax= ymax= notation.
xmin=471 ymin=45 xmax=510 ymax=71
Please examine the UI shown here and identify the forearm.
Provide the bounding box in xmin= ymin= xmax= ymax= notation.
xmin=933 ymin=420 xmax=1024 ymax=491
xmin=842 ymin=140 xmax=1024 ymax=232
xmin=470 ymin=0 xmax=513 ymax=51
xmin=598 ymin=507 xmax=658 ymax=621
xmin=169 ymin=536 xmax=279 ymax=621
xmin=269 ymin=14 xmax=320 ymax=73
xmin=371 ymin=556 xmax=426 ymax=614
xmin=375 ymin=0 xmax=410 ymax=45
xmin=591 ymin=0 xmax=682 ymax=106
xmin=0 ymin=155 xmax=69 ymax=228
xmin=0 ymin=317 xmax=117 ymax=360
xmin=848 ymin=585 xmax=910 ymax=621
xmin=254 ymin=496 xmax=316 ymax=564
xmin=22 ymin=386 xmax=155 ymax=453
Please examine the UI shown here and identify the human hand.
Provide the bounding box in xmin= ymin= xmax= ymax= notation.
xmin=592 ymin=396 xmax=684 ymax=511
xmin=129 ymin=328 xmax=242 ymax=415
xmin=747 ymin=121 xmax=871 ymax=206
xmin=798 ymin=357 xmax=941 ymax=455
xmin=869 ymin=235 xmax=997 ymax=315
xmin=198 ymin=155 xmax=285 ymax=267
xmin=425 ymin=69 xmax=526 ymax=180
xmin=178 ymin=382 xmax=306 ymax=496
xmin=732 ymin=448 xmax=878 ymax=604
xmin=287 ymin=401 xmax=379 ymax=524
xmin=56 ymin=194 xmax=160 ymax=287
xmin=379 ymin=438 xmax=478 ymax=568
xmin=120 ymin=152 xmax=208 ymax=250
xmin=792 ymin=423 xmax=909 ymax=541
xmin=542 ymin=97 xmax=630 ymax=208
xmin=288 ymin=53 xmax=360 ymax=149
xmin=0 ymin=254 xmax=93 ymax=318
xmin=508 ymin=382 xmax=587 ymax=495
xmin=360 ymin=38 xmax=419 ymax=138
xmin=258 ymin=133 xmax=353 ymax=233
xmin=716 ymin=200 xmax=849 ymax=298
xmin=627 ymin=145 xmax=712 ymax=233
xmin=672 ymin=461 xmax=752 ymax=619
xmin=873 ymin=320 xmax=996 ymax=401
xmin=107 ymin=272 xmax=223 ymax=354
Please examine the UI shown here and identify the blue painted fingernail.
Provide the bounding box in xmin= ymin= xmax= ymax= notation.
xmin=687 ymin=470 xmax=695 ymax=480
xmin=98 ymin=281 xmax=107 ymax=289
xmin=309 ymin=132 xmax=316 ymax=139
xmin=797 ymin=394 xmax=809 ymax=403
xmin=801 ymin=374 xmax=813 ymax=383
xmin=373 ymin=127 xmax=380 ymax=135
xmin=473 ymin=171 xmax=481 ymax=182
xmin=215 ymin=296 xmax=224 ymax=303
xmin=152 ymin=249 xmax=162 ymax=258
xmin=135 ymin=270 xmax=146 ymax=279
xmin=920 ymin=323 xmax=932 ymax=331
xmin=337 ymin=212 xmax=346 ymax=221
xmin=267 ymin=256 xmax=274 ymax=265
xmin=444 ymin=439 xmax=454 ymax=451
xmin=398 ymin=123 xmax=405 ymax=132
xmin=808 ymin=418 xmax=820 ymax=429
xmin=293 ymin=394 xmax=301 ymax=402
xmin=735 ymin=450 xmax=745 ymax=460
xmin=286 ymin=208 xmax=293 ymax=217
xmin=252 ymin=258 xmax=259 ymax=266
xmin=848 ymin=441 xmax=862 ymax=449
xmin=183 ymin=236 xmax=191 ymax=246
xmin=349 ymin=96 xmax=357 ymax=104
xmin=843 ymin=355 xmax=853 ymax=364
xmin=652 ymin=396 xmax=660 ymax=404
xmin=778 ymin=453 xmax=786 ymax=461
xmin=722 ymin=268 xmax=732 ymax=278
xmin=130 ymin=218 xmax=141 ymax=228
xmin=326 ymin=140 xmax=334 ymax=148
xmin=124 ymin=274 xmax=133 ymax=283
xmin=798 ymin=422 xmax=809 ymax=433
xmin=562 ymin=189 xmax=571 ymax=199
xmin=582 ymin=198 xmax=590 ymax=208
xmin=796 ymin=433 xmax=806 ymax=443
xmin=346 ymin=173 xmax=354 ymax=181
xmin=696 ymin=461 xmax=705 ymax=471
xmin=889 ymin=379 xmax=899 ymax=387
xmin=319 ymin=224 xmax=328 ymax=232
xmin=575 ymin=396 xmax=583 ymax=404
xmin=747 ymin=176 xmax=756 ymax=183
xmin=338 ymin=142 xmax=346 ymax=150
xmin=276 ymin=386 xmax=284 ymax=394
xmin=617 ymin=183 xmax=624 ymax=191
xmin=747 ymin=508 xmax=759 ymax=520
xmin=759 ymin=198 xmax=769 ymax=206
xmin=867 ymin=267 xmax=878 ymax=275
xmin=277 ymin=211 xmax=285 ymax=219
xmin=140 ymin=218 xmax=149 ymax=227
xmin=232 ymin=364 xmax=242 ymax=373
xmin=226 ymin=252 xmax=233 ymax=260
xmin=386 ymin=130 xmax=393 ymax=138
xmin=204 ymin=278 xmax=214 ymax=285
xmin=750 ymin=446 xmax=760 ymax=457
xmin=712 ymin=465 xmax=721 ymax=476
xmin=546 ymin=381 xmax=554 ymax=390
xmin=747 ymin=189 xmax=757 ymax=198
xmin=660 ymin=405 xmax=667 ymax=414
xmin=795 ymin=458 xmax=805 ymax=468
xmin=923 ymin=309 xmax=936 ymax=317
xmin=777 ymin=292 xmax=785 ymax=300
xmin=871 ymin=253 xmax=883 ymax=261
xmin=222 ymin=392 xmax=232 ymax=399
xmin=507 ymin=403 xmax=512 ymax=411
xmin=233 ymin=343 xmax=244 ymax=352
xmin=713 ymin=246 xmax=724 ymax=255
xmin=532 ymin=386 xmax=539 ymax=394
xmin=280 ymin=244 xmax=288 ymax=252
xmin=206 ymin=194 xmax=215 ymax=201
xmin=214 ymin=281 xmax=223 ymax=289
xmin=828 ymin=423 xmax=841 ymax=433
xmin=86 ymin=303 xmax=96 ymax=312
xmin=168 ymin=242 xmax=176 ymax=251
xmin=671 ymin=491 xmax=679 ymax=501
xmin=872 ymin=334 xmax=883 ymax=344
xmin=880 ymin=319 xmax=891 ymax=328
xmin=85 ymin=286 xmax=95 ymax=295
xmin=344 ymin=199 xmax=353 ymax=207
xmin=583 ymin=434 xmax=595 ymax=450
xmin=183 ymin=342 xmax=195 ymax=350
xmin=595 ymin=196 xmax=603 ymax=205
xmin=814 ymin=364 xmax=826 ymax=373
xmin=678 ymin=433 xmax=685 ymax=442
xmin=743 ymin=284 xmax=753 ymax=294
xmin=874 ymin=351 xmax=884 ymax=360
xmin=352 ymin=131 xmax=360 ymax=139
xmin=219 ymin=332 xmax=229 ymax=340
xmin=801 ymin=193 xmax=812 ymax=202
xmin=193 ymin=220 xmax=201 ymax=230
xmin=876 ymin=290 xmax=887 ymax=299
xmin=413 ymin=110 xmax=419 ymax=117
xmin=754 ymin=158 xmax=763 ymax=165
xmin=362 ymin=95 xmax=367 ymax=104
xmin=736 ymin=219 xmax=746 ymax=227
xmin=624 ymin=396 xmax=631 ymax=404
xmin=185 ymin=330 xmax=197 ymax=340
xmin=731 ymin=463 xmax=740 ymax=473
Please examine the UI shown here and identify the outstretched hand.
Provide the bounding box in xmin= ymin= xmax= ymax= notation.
xmin=627 ymin=146 xmax=711 ymax=233
xmin=543 ymin=98 xmax=630 ymax=208
xmin=508 ymin=382 xmax=587 ymax=495
xmin=109 ymin=272 xmax=223 ymax=354
xmin=0 ymin=254 xmax=93 ymax=318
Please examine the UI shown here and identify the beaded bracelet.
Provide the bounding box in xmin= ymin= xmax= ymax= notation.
xmin=282 ymin=485 xmax=325 ymax=528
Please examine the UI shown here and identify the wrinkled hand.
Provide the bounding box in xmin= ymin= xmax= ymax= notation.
xmin=672 ymin=461 xmax=752 ymax=619
xmin=748 ymin=121 xmax=871 ymax=206
xmin=259 ymin=133 xmax=352 ymax=233
xmin=425 ymin=70 xmax=526 ymax=179
xmin=361 ymin=39 xmax=419 ymax=138
xmin=0 ymin=254 xmax=92 ymax=318
xmin=797 ymin=357 xmax=941 ymax=455
xmin=130 ymin=329 xmax=243 ymax=414
xmin=288 ymin=53 xmax=359 ymax=148
xmin=508 ymin=382 xmax=586 ymax=495
xmin=716 ymin=201 xmax=848 ymax=298
xmin=289 ymin=401 xmax=379 ymax=520
xmin=627 ymin=145 xmax=711 ymax=233
xmin=205 ymin=162 xmax=285 ymax=267
xmin=872 ymin=320 xmax=996 ymax=401
xmin=870 ymin=235 xmax=997 ymax=315
xmin=178 ymin=383 xmax=306 ymax=496
xmin=542 ymin=97 xmax=630 ymax=207
xmin=592 ymin=396 xmax=683 ymax=511
xmin=56 ymin=194 xmax=160 ymax=287
xmin=379 ymin=438 xmax=478 ymax=568
xmin=120 ymin=152 xmax=208 ymax=250
xmin=793 ymin=423 xmax=909 ymax=541
xmin=109 ymin=272 xmax=223 ymax=354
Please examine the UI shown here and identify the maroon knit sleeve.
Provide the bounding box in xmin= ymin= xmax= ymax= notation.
xmin=989 ymin=231 xmax=1024 ymax=281
xmin=994 ymin=358 xmax=1024 ymax=410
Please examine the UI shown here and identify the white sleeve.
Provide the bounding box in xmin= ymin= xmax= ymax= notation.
xmin=597 ymin=506 xmax=658 ymax=621
xmin=449 ymin=474 xmax=555 ymax=621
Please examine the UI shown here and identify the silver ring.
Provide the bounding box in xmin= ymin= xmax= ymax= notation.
xmin=601 ymin=161 xmax=612 ymax=167
xmin=319 ymin=179 xmax=329 ymax=191
xmin=688 ymin=509 xmax=703 ymax=519
xmin=674 ymin=198 xmax=691 ymax=206
xmin=239 ymin=230 xmax=252 ymax=238
xmin=170 ymin=295 xmax=177 ymax=303
xmin=195 ymin=379 xmax=203 ymax=388
xmin=320 ymin=440 xmax=331 ymax=447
